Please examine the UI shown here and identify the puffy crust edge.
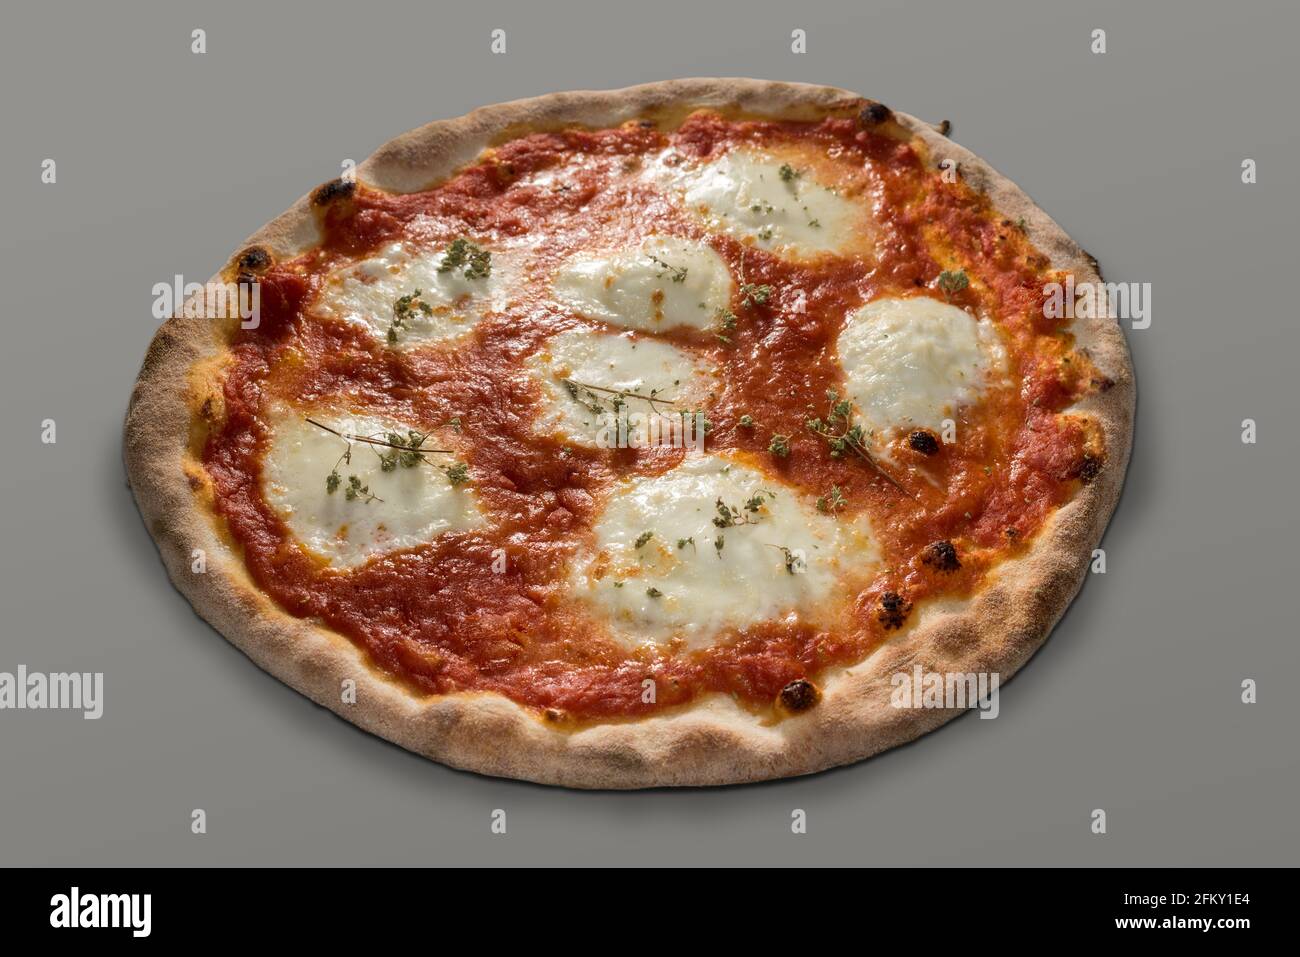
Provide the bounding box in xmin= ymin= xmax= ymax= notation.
xmin=123 ymin=78 xmax=1135 ymax=788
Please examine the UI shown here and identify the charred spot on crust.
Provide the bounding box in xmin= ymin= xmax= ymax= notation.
xmin=543 ymin=707 xmax=565 ymax=723
xmin=1091 ymin=376 xmax=1115 ymax=392
xmin=908 ymin=429 xmax=940 ymax=455
xmin=235 ymin=245 xmax=272 ymax=273
xmin=1074 ymin=453 xmax=1103 ymax=484
xmin=859 ymin=101 xmax=893 ymax=125
xmin=232 ymin=246 xmax=273 ymax=286
xmin=637 ymin=119 xmax=655 ymax=129
xmin=878 ymin=591 xmax=912 ymax=631
xmin=311 ymin=177 xmax=356 ymax=207
xmin=936 ymin=119 xmax=952 ymax=137
xmin=921 ymin=540 xmax=961 ymax=572
xmin=778 ymin=678 xmax=820 ymax=714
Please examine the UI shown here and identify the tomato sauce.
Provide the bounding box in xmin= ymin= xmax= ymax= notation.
xmin=202 ymin=111 xmax=1100 ymax=720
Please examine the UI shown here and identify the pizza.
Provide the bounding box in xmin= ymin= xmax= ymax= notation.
xmin=124 ymin=78 xmax=1133 ymax=788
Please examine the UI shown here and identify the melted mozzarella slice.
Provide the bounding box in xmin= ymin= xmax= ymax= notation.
xmin=551 ymin=235 xmax=732 ymax=332
xmin=262 ymin=412 xmax=485 ymax=568
xmin=526 ymin=328 xmax=716 ymax=448
xmin=650 ymin=148 xmax=860 ymax=257
xmin=310 ymin=240 xmax=518 ymax=347
xmin=570 ymin=454 xmax=877 ymax=649
xmin=836 ymin=295 xmax=1006 ymax=437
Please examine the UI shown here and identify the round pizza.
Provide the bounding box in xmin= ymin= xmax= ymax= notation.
xmin=124 ymin=78 xmax=1134 ymax=787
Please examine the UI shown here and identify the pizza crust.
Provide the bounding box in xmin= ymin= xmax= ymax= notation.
xmin=124 ymin=78 xmax=1134 ymax=788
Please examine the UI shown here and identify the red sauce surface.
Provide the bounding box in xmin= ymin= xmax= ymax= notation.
xmin=202 ymin=111 xmax=1100 ymax=720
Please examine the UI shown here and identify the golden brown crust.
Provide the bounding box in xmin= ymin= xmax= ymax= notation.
xmin=124 ymin=78 xmax=1134 ymax=788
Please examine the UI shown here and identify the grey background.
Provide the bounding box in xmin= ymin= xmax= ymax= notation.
xmin=0 ymin=0 xmax=1295 ymax=866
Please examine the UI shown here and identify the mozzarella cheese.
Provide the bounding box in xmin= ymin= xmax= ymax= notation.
xmin=836 ymin=295 xmax=1006 ymax=437
xmin=570 ymin=454 xmax=877 ymax=649
xmin=311 ymin=240 xmax=518 ymax=347
xmin=262 ymin=411 xmax=485 ymax=568
xmin=551 ymin=235 xmax=733 ymax=332
xmin=649 ymin=148 xmax=858 ymax=257
xmin=526 ymin=328 xmax=716 ymax=448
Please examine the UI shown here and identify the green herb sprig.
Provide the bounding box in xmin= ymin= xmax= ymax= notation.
xmin=439 ymin=238 xmax=492 ymax=280
xmin=937 ymin=269 xmax=968 ymax=301
xmin=805 ymin=391 xmax=909 ymax=496
xmin=388 ymin=289 xmax=433 ymax=344
xmin=561 ymin=379 xmax=679 ymax=416
xmin=647 ymin=253 xmax=688 ymax=283
xmin=306 ymin=417 xmax=465 ymax=500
